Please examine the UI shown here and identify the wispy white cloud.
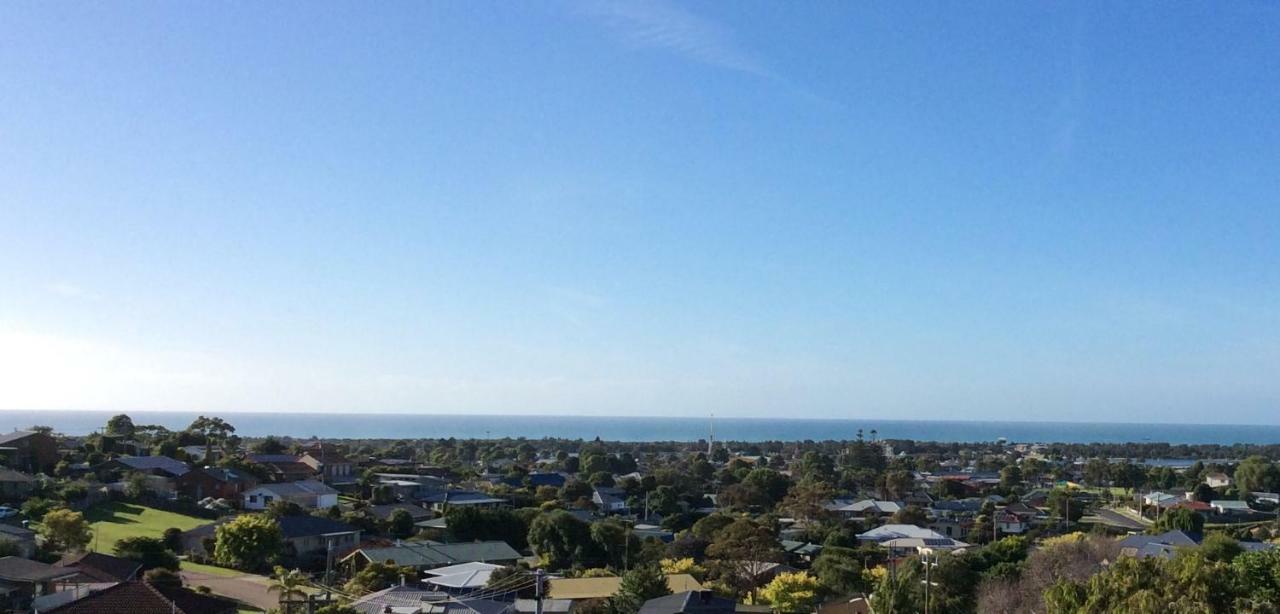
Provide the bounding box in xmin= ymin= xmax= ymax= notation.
xmin=573 ymin=0 xmax=772 ymax=77
xmin=45 ymin=282 xmax=98 ymax=300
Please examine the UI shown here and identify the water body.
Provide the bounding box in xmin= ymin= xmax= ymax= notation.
xmin=1 ymin=410 xmax=1279 ymax=444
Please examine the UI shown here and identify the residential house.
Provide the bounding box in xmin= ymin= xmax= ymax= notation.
xmin=857 ymin=524 xmax=951 ymax=544
xmin=0 ymin=469 xmax=35 ymax=501
xmin=377 ymin=473 xmax=449 ymax=501
xmin=246 ymin=454 xmax=317 ymax=483
xmin=351 ymin=586 xmax=514 ymax=614
xmin=0 ymin=430 xmax=58 ymax=474
xmin=515 ymin=598 xmax=575 ymax=614
xmin=639 ymin=591 xmax=739 ymax=614
xmin=1118 ymin=530 xmax=1198 ymax=560
xmin=880 ymin=536 xmax=972 ymax=557
xmin=994 ymin=511 xmax=1029 ymax=535
xmin=300 ymin=450 xmax=356 ymax=485
xmin=1252 ymin=492 xmax=1280 ymax=506
xmin=54 ymin=552 xmax=142 ymax=584
xmin=1142 ymin=492 xmax=1180 ymax=510
xmin=100 ymin=456 xmax=189 ymax=478
xmin=423 ymin=562 xmax=504 ymax=594
xmin=369 ymin=503 xmax=433 ymax=524
xmin=39 ymin=579 xmax=239 ymax=614
xmin=927 ymin=516 xmax=973 ymax=540
xmin=549 ymin=575 xmax=704 ymax=601
xmin=0 ymin=556 xmax=77 ymax=612
xmin=180 ymin=445 xmax=221 ymax=464
xmin=780 ymin=540 xmax=824 ymax=565
xmin=342 ymin=540 xmax=522 ymax=573
xmin=1211 ymin=500 xmax=1253 ymax=516
xmin=826 ymin=499 xmax=900 ymax=520
xmin=1205 ymin=473 xmax=1233 ymax=489
xmin=593 ymin=487 xmax=629 ymax=514
xmin=420 ymin=490 xmax=508 ymax=514
xmin=277 ymin=515 xmax=362 ymax=564
xmin=175 ymin=467 xmax=257 ymax=502
xmin=0 ymin=524 xmax=36 ymax=559
xmin=929 ymin=498 xmax=983 ymax=518
xmin=243 ymin=480 xmax=338 ymax=510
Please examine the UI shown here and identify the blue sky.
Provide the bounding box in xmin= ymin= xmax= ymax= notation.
xmin=1 ymin=2 xmax=1278 ymax=422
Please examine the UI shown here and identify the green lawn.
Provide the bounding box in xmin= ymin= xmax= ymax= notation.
xmin=181 ymin=560 xmax=245 ymax=577
xmin=84 ymin=502 xmax=213 ymax=554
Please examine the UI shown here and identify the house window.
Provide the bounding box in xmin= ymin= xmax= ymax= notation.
xmin=249 ymin=495 xmax=257 ymax=503
xmin=264 ymin=496 xmax=274 ymax=504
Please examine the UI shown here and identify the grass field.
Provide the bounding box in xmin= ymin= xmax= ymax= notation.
xmin=84 ymin=501 xmax=213 ymax=553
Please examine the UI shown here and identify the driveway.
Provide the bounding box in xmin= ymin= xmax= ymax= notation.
xmin=180 ymin=569 xmax=280 ymax=611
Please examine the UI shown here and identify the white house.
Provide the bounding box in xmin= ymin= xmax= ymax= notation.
xmin=593 ymin=487 xmax=629 ymax=513
xmin=1204 ymin=473 xmax=1233 ymax=489
xmin=1211 ymin=500 xmax=1252 ymax=516
xmin=243 ymin=480 xmax=338 ymax=510
xmin=994 ymin=511 xmax=1029 ymax=535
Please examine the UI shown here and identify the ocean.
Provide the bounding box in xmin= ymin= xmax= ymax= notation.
xmin=0 ymin=410 xmax=1278 ymax=445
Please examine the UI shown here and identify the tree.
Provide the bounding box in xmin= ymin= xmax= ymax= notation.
xmin=387 ymin=509 xmax=416 ymax=539
xmin=794 ymin=452 xmax=836 ymax=483
xmin=143 ymin=568 xmax=184 ymax=590
xmin=344 ymin=561 xmax=416 ymax=596
xmin=1192 ymin=483 xmax=1217 ymax=503
xmin=780 ymin=480 xmax=835 ymax=524
xmin=706 ymin=518 xmax=782 ymax=597
xmin=759 ymin=571 xmax=821 ymax=613
xmin=870 ymin=559 xmax=921 ymax=614
xmin=268 ymin=566 xmax=309 ymax=603
xmin=446 ymin=507 xmax=532 ymax=551
xmin=1199 ymin=533 xmax=1243 ymax=563
xmin=252 ymin=436 xmax=288 ymax=455
xmin=1234 ymin=456 xmax=1280 ymax=495
xmin=648 ymin=485 xmax=680 ymax=517
xmin=38 ymin=508 xmax=92 ymax=552
xmin=811 ymin=546 xmax=875 ymax=597
xmin=1151 ymin=507 xmax=1204 ymax=535
xmin=999 ymin=465 xmax=1023 ymax=491
xmin=105 ymin=414 xmax=136 ymax=439
xmin=114 ymin=536 xmax=179 ymax=571
xmin=609 ymin=565 xmax=671 ymax=614
xmin=881 ymin=470 xmax=915 ymax=501
xmin=214 ymin=513 xmax=284 ymax=572
xmin=528 ymin=510 xmax=599 ymax=570
xmin=591 ymin=519 xmax=643 ymax=571
xmin=162 ymin=527 xmax=184 ymax=553
xmin=1047 ymin=489 xmax=1084 ymax=524
xmin=124 ymin=471 xmax=149 ymax=499
xmin=890 ymin=505 xmax=929 ymax=527
xmin=581 ymin=452 xmax=611 ymax=477
xmin=741 ymin=469 xmax=791 ymax=506
xmin=188 ymin=416 xmax=237 ymax=463
xmin=660 ymin=558 xmax=706 ymax=581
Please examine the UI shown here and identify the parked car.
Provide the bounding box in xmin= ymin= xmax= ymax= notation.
xmin=0 ymin=506 xmax=18 ymax=519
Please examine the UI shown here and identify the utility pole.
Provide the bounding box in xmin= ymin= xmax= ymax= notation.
xmin=535 ymin=569 xmax=545 ymax=614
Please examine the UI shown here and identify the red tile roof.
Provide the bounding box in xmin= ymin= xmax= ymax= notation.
xmin=43 ymin=581 xmax=239 ymax=614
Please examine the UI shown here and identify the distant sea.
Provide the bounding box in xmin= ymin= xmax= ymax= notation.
xmin=1 ymin=410 xmax=1279 ymax=445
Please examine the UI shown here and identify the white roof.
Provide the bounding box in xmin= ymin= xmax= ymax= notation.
xmin=424 ymin=562 xmax=504 ymax=577
xmin=858 ymin=524 xmax=949 ymax=542
xmin=1212 ymin=500 xmax=1251 ymax=510
xmin=881 ymin=537 xmax=971 ymax=550
xmin=425 ymin=569 xmax=497 ymax=589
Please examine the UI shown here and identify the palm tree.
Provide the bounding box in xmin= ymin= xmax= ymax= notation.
xmin=268 ymin=566 xmax=308 ymax=605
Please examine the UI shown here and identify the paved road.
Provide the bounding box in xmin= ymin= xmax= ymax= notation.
xmin=1091 ymin=507 xmax=1147 ymax=530
xmin=181 ymin=569 xmax=278 ymax=611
